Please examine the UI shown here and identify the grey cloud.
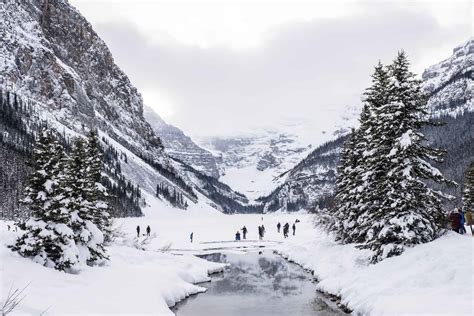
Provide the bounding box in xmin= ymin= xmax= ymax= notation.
xmin=91 ymin=4 xmax=470 ymax=138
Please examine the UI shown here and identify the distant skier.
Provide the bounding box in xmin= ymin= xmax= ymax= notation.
xmin=235 ymin=231 xmax=241 ymax=241
xmin=292 ymin=223 xmax=296 ymax=236
xmin=277 ymin=222 xmax=281 ymax=233
xmin=241 ymin=226 xmax=248 ymax=239
xmin=136 ymin=225 xmax=140 ymax=237
xmin=146 ymin=225 xmax=151 ymax=237
xmin=190 ymin=232 xmax=194 ymax=243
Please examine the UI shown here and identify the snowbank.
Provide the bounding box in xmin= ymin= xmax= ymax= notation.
xmin=2 ymin=209 xmax=472 ymax=315
xmin=0 ymin=221 xmax=225 ymax=315
xmin=277 ymin=218 xmax=474 ymax=316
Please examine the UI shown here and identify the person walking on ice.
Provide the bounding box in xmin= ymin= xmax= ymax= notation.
xmin=136 ymin=225 xmax=140 ymax=237
xmin=241 ymin=226 xmax=248 ymax=239
xmin=190 ymin=232 xmax=194 ymax=243
xmin=146 ymin=225 xmax=151 ymax=237
xmin=283 ymin=223 xmax=289 ymax=238
xmin=292 ymin=223 xmax=296 ymax=236
xmin=235 ymin=231 xmax=241 ymax=241
xmin=277 ymin=222 xmax=281 ymax=233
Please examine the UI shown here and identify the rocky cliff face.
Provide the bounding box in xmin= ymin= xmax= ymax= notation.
xmin=0 ymin=0 xmax=254 ymax=215
xmin=261 ymin=39 xmax=473 ymax=212
xmin=423 ymin=38 xmax=473 ymax=116
xmin=1 ymin=0 xmax=165 ymax=163
xmin=144 ymin=107 xmax=221 ymax=178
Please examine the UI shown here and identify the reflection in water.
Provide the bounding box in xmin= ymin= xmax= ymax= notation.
xmin=174 ymin=251 xmax=344 ymax=316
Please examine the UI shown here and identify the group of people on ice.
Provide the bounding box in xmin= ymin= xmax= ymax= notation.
xmin=234 ymin=219 xmax=300 ymax=241
xmin=136 ymin=225 xmax=152 ymax=237
xmin=277 ymin=220 xmax=298 ymax=238
xmin=449 ymin=208 xmax=473 ymax=235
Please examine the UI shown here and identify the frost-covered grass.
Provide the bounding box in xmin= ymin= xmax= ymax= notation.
xmin=2 ymin=198 xmax=472 ymax=315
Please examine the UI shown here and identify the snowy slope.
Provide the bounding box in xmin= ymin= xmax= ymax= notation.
xmin=198 ymin=107 xmax=359 ymax=200
xmin=144 ymin=107 xmax=221 ymax=178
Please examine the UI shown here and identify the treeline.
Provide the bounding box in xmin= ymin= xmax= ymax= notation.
xmin=156 ymin=183 xmax=188 ymax=209
xmin=0 ymin=89 xmax=143 ymax=219
xmin=139 ymin=153 xmax=197 ymax=200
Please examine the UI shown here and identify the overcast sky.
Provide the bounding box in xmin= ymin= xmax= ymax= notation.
xmin=70 ymin=0 xmax=471 ymax=139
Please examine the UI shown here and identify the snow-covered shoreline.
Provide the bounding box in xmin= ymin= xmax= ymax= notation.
xmin=0 ymin=220 xmax=226 ymax=315
xmin=2 ymin=211 xmax=473 ymax=315
xmin=276 ymin=217 xmax=474 ymax=316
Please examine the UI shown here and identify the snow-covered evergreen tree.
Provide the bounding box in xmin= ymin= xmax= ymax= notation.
xmin=329 ymin=52 xmax=452 ymax=263
xmin=331 ymin=129 xmax=360 ymax=240
xmin=462 ymin=161 xmax=474 ymax=210
xmin=65 ymin=137 xmax=108 ymax=265
xmin=11 ymin=128 xmax=79 ymax=271
xmin=84 ymin=130 xmax=112 ymax=243
xmin=331 ymin=63 xmax=391 ymax=244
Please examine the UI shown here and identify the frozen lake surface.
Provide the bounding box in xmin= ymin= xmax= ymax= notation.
xmin=174 ymin=250 xmax=344 ymax=315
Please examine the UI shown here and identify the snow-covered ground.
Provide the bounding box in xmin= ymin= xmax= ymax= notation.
xmin=1 ymin=196 xmax=473 ymax=315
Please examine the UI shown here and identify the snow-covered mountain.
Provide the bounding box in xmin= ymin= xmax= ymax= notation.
xmin=0 ymin=0 xmax=253 ymax=215
xmin=144 ymin=107 xmax=221 ymax=178
xmin=423 ymin=38 xmax=473 ymax=116
xmin=197 ymin=107 xmax=360 ymax=200
xmin=260 ymin=39 xmax=474 ymax=212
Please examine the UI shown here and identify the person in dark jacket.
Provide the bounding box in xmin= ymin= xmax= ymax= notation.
xmin=136 ymin=225 xmax=140 ymax=237
xmin=241 ymin=226 xmax=248 ymax=239
xmin=449 ymin=209 xmax=461 ymax=233
xmin=261 ymin=225 xmax=266 ymax=237
xmin=277 ymin=222 xmax=281 ymax=233
xmin=258 ymin=226 xmax=263 ymax=240
xmin=283 ymin=223 xmax=289 ymax=238
xmin=190 ymin=232 xmax=194 ymax=243
xmin=292 ymin=223 xmax=296 ymax=236
xmin=459 ymin=209 xmax=466 ymax=234
xmin=146 ymin=225 xmax=151 ymax=237
xmin=235 ymin=231 xmax=241 ymax=241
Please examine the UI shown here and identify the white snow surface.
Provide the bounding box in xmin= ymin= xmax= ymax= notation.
xmin=1 ymin=198 xmax=473 ymax=315
xmin=277 ymin=217 xmax=474 ymax=316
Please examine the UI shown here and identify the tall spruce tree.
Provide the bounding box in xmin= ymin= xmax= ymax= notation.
xmin=331 ymin=129 xmax=360 ymax=240
xmin=363 ymin=52 xmax=452 ymax=262
xmin=84 ymin=130 xmax=112 ymax=243
xmin=462 ymin=161 xmax=474 ymax=210
xmin=11 ymin=128 xmax=79 ymax=271
xmin=329 ymin=52 xmax=452 ymax=263
xmin=65 ymin=137 xmax=108 ymax=265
